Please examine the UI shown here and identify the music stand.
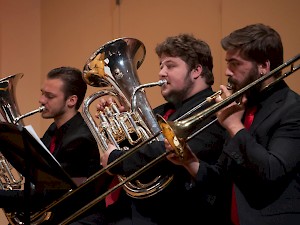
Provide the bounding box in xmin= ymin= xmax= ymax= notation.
xmin=0 ymin=122 xmax=77 ymax=224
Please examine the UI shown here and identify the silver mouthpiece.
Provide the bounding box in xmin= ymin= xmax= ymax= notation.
xmin=158 ymin=79 xmax=167 ymax=86
xmin=131 ymin=80 xmax=167 ymax=111
xmin=14 ymin=106 xmax=45 ymax=124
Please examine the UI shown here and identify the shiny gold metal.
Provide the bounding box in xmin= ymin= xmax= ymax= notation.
xmin=81 ymin=37 xmax=172 ymax=199
xmin=158 ymin=54 xmax=300 ymax=157
xmin=29 ymin=49 xmax=300 ymax=225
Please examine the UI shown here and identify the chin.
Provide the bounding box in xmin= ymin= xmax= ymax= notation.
xmin=41 ymin=113 xmax=51 ymax=119
xmin=161 ymin=89 xmax=169 ymax=97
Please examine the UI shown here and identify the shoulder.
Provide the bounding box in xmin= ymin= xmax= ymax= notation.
xmin=274 ymin=86 xmax=300 ymax=112
xmin=153 ymin=102 xmax=171 ymax=114
xmin=41 ymin=122 xmax=56 ymax=140
xmin=68 ymin=113 xmax=89 ymax=129
xmin=64 ymin=113 xmax=95 ymax=140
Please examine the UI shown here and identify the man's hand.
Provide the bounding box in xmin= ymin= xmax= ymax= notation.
xmin=164 ymin=139 xmax=200 ymax=178
xmin=96 ymin=96 xmax=125 ymax=116
xmin=216 ymin=85 xmax=247 ymax=137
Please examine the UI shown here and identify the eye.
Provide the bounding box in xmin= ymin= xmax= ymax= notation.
xmin=166 ymin=63 xmax=176 ymax=70
xmin=228 ymin=61 xmax=240 ymax=68
xmin=48 ymin=94 xmax=55 ymax=99
xmin=43 ymin=93 xmax=55 ymax=99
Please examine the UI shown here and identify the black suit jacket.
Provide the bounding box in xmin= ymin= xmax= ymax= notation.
xmin=196 ymin=81 xmax=300 ymax=225
xmin=41 ymin=112 xmax=100 ymax=178
xmin=40 ymin=112 xmax=111 ymax=224
xmin=2 ymin=112 xmax=109 ymax=224
xmin=108 ymin=87 xmax=227 ymax=225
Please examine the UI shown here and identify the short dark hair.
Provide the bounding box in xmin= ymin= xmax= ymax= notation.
xmin=47 ymin=66 xmax=87 ymax=110
xmin=155 ymin=33 xmax=214 ymax=85
xmin=221 ymin=23 xmax=283 ymax=74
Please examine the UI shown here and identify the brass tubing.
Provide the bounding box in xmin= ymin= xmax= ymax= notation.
xmin=14 ymin=106 xmax=45 ymax=124
xmin=59 ymin=151 xmax=170 ymax=225
xmin=166 ymin=54 xmax=300 ymax=140
xmin=28 ymin=53 xmax=300 ymax=224
xmin=30 ymin=132 xmax=161 ymax=222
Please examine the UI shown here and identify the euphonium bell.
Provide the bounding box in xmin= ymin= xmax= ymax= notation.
xmin=82 ymin=37 xmax=173 ymax=198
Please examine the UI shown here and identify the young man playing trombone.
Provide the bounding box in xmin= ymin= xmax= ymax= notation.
xmin=165 ymin=23 xmax=300 ymax=225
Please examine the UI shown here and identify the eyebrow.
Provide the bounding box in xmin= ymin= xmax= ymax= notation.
xmin=226 ymin=58 xmax=240 ymax=63
xmin=160 ymin=59 xmax=175 ymax=65
xmin=226 ymin=58 xmax=234 ymax=62
xmin=41 ymin=89 xmax=55 ymax=96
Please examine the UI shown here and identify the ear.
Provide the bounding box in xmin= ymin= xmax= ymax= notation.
xmin=191 ymin=64 xmax=203 ymax=79
xmin=67 ymin=95 xmax=78 ymax=108
xmin=259 ymin=60 xmax=271 ymax=76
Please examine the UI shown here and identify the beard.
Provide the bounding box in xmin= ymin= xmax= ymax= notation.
xmin=162 ymin=72 xmax=193 ymax=105
xmin=227 ymin=64 xmax=262 ymax=103
xmin=41 ymin=105 xmax=66 ymax=119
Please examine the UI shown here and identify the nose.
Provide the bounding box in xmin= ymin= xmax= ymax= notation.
xmin=39 ymin=95 xmax=46 ymax=105
xmin=159 ymin=68 xmax=167 ymax=79
xmin=225 ymin=67 xmax=233 ymax=77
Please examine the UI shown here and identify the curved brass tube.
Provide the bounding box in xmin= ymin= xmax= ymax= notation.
xmin=14 ymin=106 xmax=45 ymax=124
xmin=30 ymin=53 xmax=300 ymax=224
xmin=159 ymin=53 xmax=300 ymax=158
xmin=30 ymin=132 xmax=161 ymax=224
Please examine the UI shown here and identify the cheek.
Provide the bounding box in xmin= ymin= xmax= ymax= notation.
xmin=171 ymin=75 xmax=185 ymax=86
xmin=49 ymin=98 xmax=63 ymax=109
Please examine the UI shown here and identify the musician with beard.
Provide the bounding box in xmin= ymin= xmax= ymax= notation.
xmin=165 ymin=24 xmax=300 ymax=225
xmin=98 ymin=34 xmax=228 ymax=225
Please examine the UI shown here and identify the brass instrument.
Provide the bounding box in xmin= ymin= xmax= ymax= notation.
xmin=82 ymin=37 xmax=173 ymax=198
xmin=28 ymin=37 xmax=171 ymax=225
xmin=31 ymin=48 xmax=299 ymax=225
xmin=158 ymin=54 xmax=300 ymax=157
xmin=0 ymin=73 xmax=46 ymax=225
xmin=30 ymin=134 xmax=162 ymax=225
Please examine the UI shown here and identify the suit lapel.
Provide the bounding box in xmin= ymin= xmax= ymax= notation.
xmin=250 ymin=84 xmax=287 ymax=133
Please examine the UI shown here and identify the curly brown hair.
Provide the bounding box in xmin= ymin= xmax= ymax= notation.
xmin=155 ymin=33 xmax=214 ymax=85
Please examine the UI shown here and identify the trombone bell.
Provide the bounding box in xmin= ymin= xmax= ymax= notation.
xmin=157 ymin=115 xmax=185 ymax=159
xmin=157 ymin=53 xmax=300 ymax=158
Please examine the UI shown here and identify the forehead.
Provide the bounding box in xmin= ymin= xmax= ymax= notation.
xmin=160 ymin=55 xmax=184 ymax=65
xmin=41 ymin=78 xmax=64 ymax=93
xmin=225 ymin=49 xmax=248 ymax=62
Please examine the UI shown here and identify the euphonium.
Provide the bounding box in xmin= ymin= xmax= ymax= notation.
xmin=0 ymin=73 xmax=47 ymax=225
xmin=82 ymin=37 xmax=173 ymax=198
xmin=54 ymin=53 xmax=300 ymax=225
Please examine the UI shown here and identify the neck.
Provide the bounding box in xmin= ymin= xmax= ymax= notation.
xmin=55 ymin=110 xmax=77 ymax=128
xmin=184 ymin=83 xmax=210 ymax=101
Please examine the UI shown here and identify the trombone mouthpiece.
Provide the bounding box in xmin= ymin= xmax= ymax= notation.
xmin=226 ymin=82 xmax=233 ymax=90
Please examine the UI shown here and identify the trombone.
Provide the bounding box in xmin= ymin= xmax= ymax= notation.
xmin=31 ymin=54 xmax=300 ymax=225
xmin=158 ymin=53 xmax=300 ymax=157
